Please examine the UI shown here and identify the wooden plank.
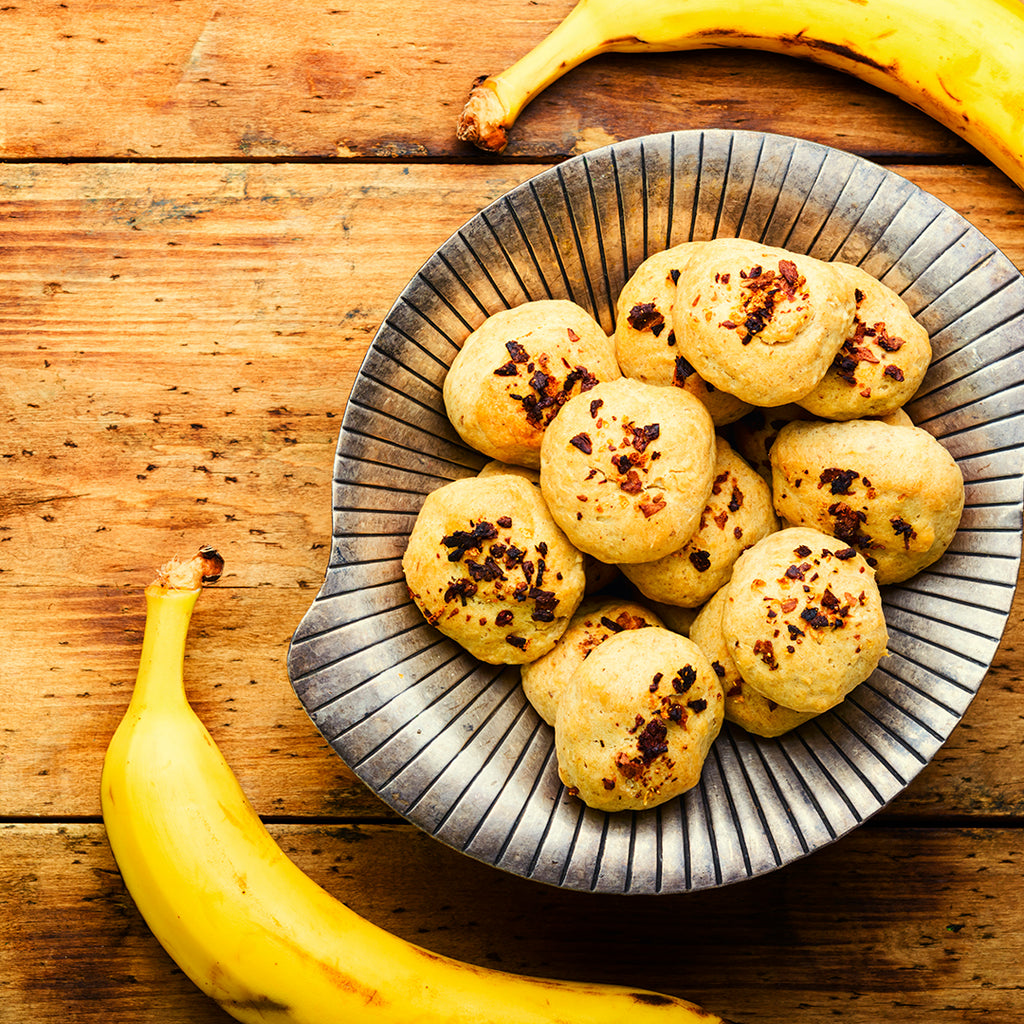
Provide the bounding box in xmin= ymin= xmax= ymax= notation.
xmin=2 ymin=161 xmax=1023 ymax=822
xmin=2 ymin=570 xmax=1022 ymax=820
xmin=2 ymin=821 xmax=1023 ymax=1023
xmin=4 ymin=3 xmax=1021 ymax=1019
xmin=0 ymin=585 xmax=376 ymax=821
xmin=0 ymin=162 xmax=536 ymax=589
xmin=0 ymin=0 xmax=980 ymax=163
xmin=2 ymin=163 xmax=1021 ymax=588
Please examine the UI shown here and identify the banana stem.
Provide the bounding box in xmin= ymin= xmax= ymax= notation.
xmin=457 ymin=0 xmax=614 ymax=151
xmin=127 ymin=547 xmax=224 ymax=712
xmin=129 ymin=586 xmax=200 ymax=708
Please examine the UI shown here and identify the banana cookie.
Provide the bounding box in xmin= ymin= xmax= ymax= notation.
xmin=521 ymin=597 xmax=664 ymax=726
xmin=539 ymin=377 xmax=717 ymax=564
xmin=614 ymin=245 xmax=751 ymax=426
xmin=770 ymin=418 xmax=965 ymax=584
xmin=729 ymin=404 xmax=912 ymax=485
xmin=721 ymin=527 xmax=888 ymax=713
xmin=443 ymin=299 xmax=620 ymax=469
xmin=554 ymin=627 xmax=724 ymax=811
xmin=402 ymin=474 xmax=586 ymax=664
xmin=689 ymin=585 xmax=817 ymax=738
xmin=673 ymin=238 xmax=857 ymax=406
xmin=619 ymin=436 xmax=779 ymax=608
xmin=797 ymin=262 xmax=932 ymax=420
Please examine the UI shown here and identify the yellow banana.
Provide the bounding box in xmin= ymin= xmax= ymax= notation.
xmin=101 ymin=548 xmax=729 ymax=1024
xmin=456 ymin=0 xmax=1024 ymax=192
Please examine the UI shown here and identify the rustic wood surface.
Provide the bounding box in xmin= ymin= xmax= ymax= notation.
xmin=2 ymin=2 xmax=1022 ymax=1022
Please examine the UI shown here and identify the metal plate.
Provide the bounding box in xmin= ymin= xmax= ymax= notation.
xmin=287 ymin=129 xmax=1024 ymax=894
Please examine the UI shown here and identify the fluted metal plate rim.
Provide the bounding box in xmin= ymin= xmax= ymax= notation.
xmin=288 ymin=129 xmax=1024 ymax=894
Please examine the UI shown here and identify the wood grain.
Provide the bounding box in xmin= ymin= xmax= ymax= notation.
xmin=0 ymin=163 xmax=535 ymax=590
xmin=3 ymin=572 xmax=1024 ymax=822
xmin=0 ymin=0 xmax=975 ymax=162
xmin=3 ymin=164 xmax=1021 ymax=590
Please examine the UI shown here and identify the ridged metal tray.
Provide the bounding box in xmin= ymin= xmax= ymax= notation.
xmin=287 ymin=129 xmax=1024 ymax=894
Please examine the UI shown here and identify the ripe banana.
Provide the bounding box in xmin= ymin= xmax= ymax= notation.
xmin=456 ymin=0 xmax=1024 ymax=192
xmin=101 ymin=547 xmax=729 ymax=1024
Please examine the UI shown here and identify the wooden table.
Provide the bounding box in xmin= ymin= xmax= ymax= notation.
xmin=3 ymin=3 xmax=1023 ymax=1021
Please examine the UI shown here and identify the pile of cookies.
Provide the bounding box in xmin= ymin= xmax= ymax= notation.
xmin=402 ymin=237 xmax=965 ymax=812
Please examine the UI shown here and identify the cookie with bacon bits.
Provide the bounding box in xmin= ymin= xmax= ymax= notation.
xmin=619 ymin=436 xmax=779 ymax=608
xmin=770 ymin=417 xmax=965 ymax=584
xmin=554 ymin=627 xmax=724 ymax=811
xmin=477 ymin=459 xmax=619 ymax=595
xmin=673 ymin=238 xmax=857 ymax=406
xmin=728 ymin=404 xmax=913 ymax=485
xmin=797 ymin=262 xmax=932 ymax=420
xmin=443 ymin=299 xmax=620 ymax=469
xmin=689 ymin=585 xmax=816 ymax=738
xmin=614 ymin=244 xmax=752 ymax=426
xmin=402 ymin=474 xmax=586 ymax=664
xmin=721 ymin=527 xmax=888 ymax=713
xmin=539 ymin=377 xmax=716 ymax=564
xmin=521 ymin=597 xmax=665 ymax=726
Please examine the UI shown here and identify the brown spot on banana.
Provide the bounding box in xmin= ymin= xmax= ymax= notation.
xmin=218 ymin=995 xmax=293 ymax=1015
xmin=938 ymin=74 xmax=962 ymax=103
xmin=777 ymin=32 xmax=896 ymax=74
xmin=455 ymin=78 xmax=512 ymax=151
xmin=633 ymin=992 xmax=684 ymax=1006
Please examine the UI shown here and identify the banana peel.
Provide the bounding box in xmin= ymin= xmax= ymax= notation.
xmin=456 ymin=0 xmax=1024 ymax=194
xmin=101 ymin=548 xmax=732 ymax=1024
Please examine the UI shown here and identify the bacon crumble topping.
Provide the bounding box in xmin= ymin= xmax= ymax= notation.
xmin=719 ymin=259 xmax=808 ymax=343
xmin=627 ymin=301 xmax=667 ymax=336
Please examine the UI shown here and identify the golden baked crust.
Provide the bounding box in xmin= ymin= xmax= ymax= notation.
xmin=521 ymin=597 xmax=664 ymax=726
xmin=554 ymin=627 xmax=724 ymax=811
xmin=673 ymin=238 xmax=857 ymax=406
xmin=619 ymin=436 xmax=779 ymax=608
xmin=878 ymin=407 xmax=914 ymax=427
xmin=477 ymin=458 xmax=540 ymax=485
xmin=770 ymin=418 xmax=965 ymax=584
xmin=539 ymin=378 xmax=716 ymax=564
xmin=721 ymin=527 xmax=888 ymax=713
xmin=689 ymin=585 xmax=816 ymax=738
xmin=443 ymin=299 xmax=620 ymax=469
xmin=797 ymin=262 xmax=932 ymax=420
xmin=402 ymin=475 xmax=586 ymax=664
xmin=728 ymin=404 xmax=915 ymax=486
xmin=614 ymin=244 xmax=751 ymax=426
